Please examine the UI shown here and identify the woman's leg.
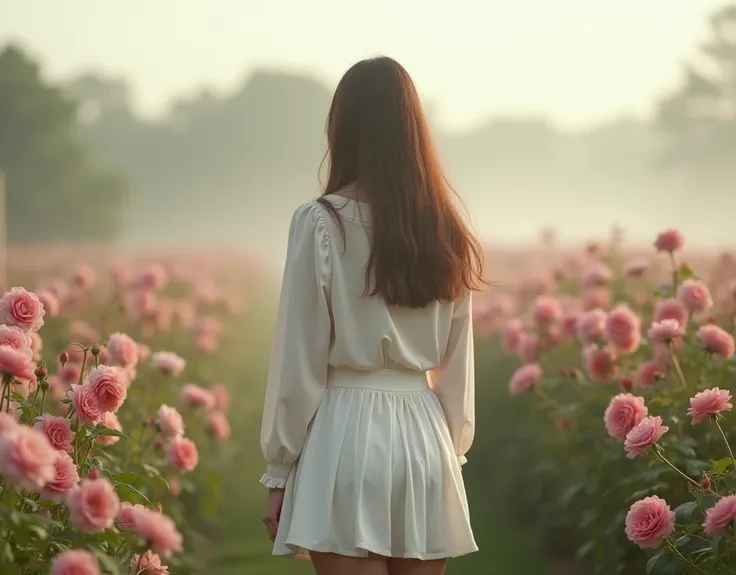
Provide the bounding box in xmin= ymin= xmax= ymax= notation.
xmin=311 ymin=552 xmax=389 ymax=575
xmin=387 ymin=558 xmax=447 ymax=575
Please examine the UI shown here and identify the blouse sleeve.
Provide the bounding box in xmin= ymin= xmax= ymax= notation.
xmin=259 ymin=202 xmax=332 ymax=488
xmin=428 ymin=292 xmax=475 ymax=466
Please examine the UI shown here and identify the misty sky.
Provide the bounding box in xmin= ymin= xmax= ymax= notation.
xmin=1 ymin=0 xmax=729 ymax=132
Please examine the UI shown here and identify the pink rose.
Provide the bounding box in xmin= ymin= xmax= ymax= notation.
xmin=581 ymin=287 xmax=611 ymax=311
xmin=531 ymin=296 xmax=562 ymax=326
xmin=508 ymin=363 xmax=542 ymax=395
xmin=677 ymin=279 xmax=713 ymax=313
xmin=0 ymin=425 xmax=56 ymax=491
xmin=582 ymin=344 xmax=618 ymax=382
xmin=71 ymin=263 xmax=97 ymax=290
xmin=703 ymin=495 xmax=736 ymax=536
xmin=0 ymin=324 xmax=31 ymax=353
xmin=604 ymin=305 xmax=641 ymax=353
xmin=96 ymin=411 xmax=122 ymax=446
xmin=207 ymin=411 xmax=231 ymax=440
xmin=179 ymin=384 xmax=216 ymax=409
xmin=67 ymin=384 xmax=103 ymax=426
xmin=634 ymin=361 xmax=664 ymax=386
xmin=194 ymin=332 xmax=218 ymax=353
xmin=28 ymin=331 xmax=42 ymax=361
xmin=697 ymin=325 xmax=735 ymax=359
xmin=129 ymin=506 xmax=184 ymax=557
xmin=106 ymin=332 xmax=139 ymax=369
xmin=581 ymin=263 xmax=613 ymax=288
xmin=157 ymin=405 xmax=184 ymax=438
xmin=117 ymin=502 xmax=146 ymax=530
xmin=66 ymin=477 xmax=120 ymax=532
xmin=150 ymin=351 xmax=186 ymax=376
xmin=654 ymin=228 xmax=684 ymax=253
xmin=688 ymin=388 xmax=733 ymax=424
xmin=624 ymin=259 xmax=649 ymax=277
xmin=653 ymin=298 xmax=689 ymax=328
xmin=166 ymin=437 xmax=199 ymax=472
xmin=516 ymin=332 xmax=538 ymax=364
xmin=211 ymin=384 xmax=230 ymax=412
xmin=85 ymin=365 xmax=127 ymax=413
xmin=36 ymin=289 xmax=60 ymax=317
xmin=59 ymin=362 xmax=82 ymax=385
xmin=560 ymin=311 xmax=581 ymax=339
xmin=130 ymin=550 xmax=169 ymax=575
xmin=624 ymin=416 xmax=669 ymax=459
xmin=34 ymin=414 xmax=75 ymax=452
xmin=0 ymin=287 xmax=46 ymax=332
xmin=647 ymin=320 xmax=684 ymax=344
xmin=604 ymin=393 xmax=648 ymax=441
xmin=50 ymin=549 xmax=100 ymax=575
xmin=0 ymin=411 xmax=18 ymax=433
xmin=0 ymin=344 xmax=36 ymax=381
xmin=137 ymin=263 xmax=168 ymax=290
xmin=625 ymin=496 xmax=675 ymax=548
xmin=40 ymin=451 xmax=80 ymax=502
xmin=576 ymin=308 xmax=607 ymax=343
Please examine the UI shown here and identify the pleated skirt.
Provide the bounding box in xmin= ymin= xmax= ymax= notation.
xmin=272 ymin=367 xmax=478 ymax=560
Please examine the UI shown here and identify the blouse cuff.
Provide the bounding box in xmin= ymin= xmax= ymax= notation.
xmin=457 ymin=455 xmax=467 ymax=466
xmin=259 ymin=463 xmax=293 ymax=488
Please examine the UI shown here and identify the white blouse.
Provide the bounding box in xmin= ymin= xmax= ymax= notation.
xmin=259 ymin=196 xmax=475 ymax=488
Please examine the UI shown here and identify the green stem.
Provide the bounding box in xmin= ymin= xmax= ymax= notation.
xmin=714 ymin=418 xmax=736 ymax=466
xmin=667 ymin=539 xmax=706 ymax=574
xmin=73 ymin=417 xmax=81 ymax=465
xmin=534 ymin=386 xmax=561 ymax=410
xmin=668 ymin=343 xmax=688 ymax=388
xmin=669 ymin=252 xmax=679 ymax=293
xmin=656 ymin=450 xmax=702 ymax=490
xmin=39 ymin=387 xmax=47 ymax=415
xmin=23 ymin=385 xmax=41 ymax=424
xmin=78 ymin=349 xmax=89 ymax=385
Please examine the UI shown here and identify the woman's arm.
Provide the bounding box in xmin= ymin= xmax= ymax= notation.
xmin=428 ymin=292 xmax=475 ymax=465
xmin=259 ymin=202 xmax=333 ymax=488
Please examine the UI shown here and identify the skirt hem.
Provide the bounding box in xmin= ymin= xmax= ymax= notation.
xmin=274 ymin=539 xmax=480 ymax=560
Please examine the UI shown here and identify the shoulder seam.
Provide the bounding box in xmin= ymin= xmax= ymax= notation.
xmin=306 ymin=201 xmax=333 ymax=260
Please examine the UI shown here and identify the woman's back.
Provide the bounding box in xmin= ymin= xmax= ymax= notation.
xmin=317 ymin=194 xmax=457 ymax=373
xmin=258 ymin=56 xmax=480 ymax=574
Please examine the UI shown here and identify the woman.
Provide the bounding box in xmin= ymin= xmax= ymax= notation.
xmin=259 ymin=56 xmax=484 ymax=575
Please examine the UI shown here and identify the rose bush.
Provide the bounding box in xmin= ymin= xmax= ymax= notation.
xmin=474 ymin=230 xmax=736 ymax=574
xmin=0 ymin=254 xmax=246 ymax=575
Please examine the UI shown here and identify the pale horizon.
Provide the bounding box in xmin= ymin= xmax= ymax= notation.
xmin=0 ymin=0 xmax=730 ymax=132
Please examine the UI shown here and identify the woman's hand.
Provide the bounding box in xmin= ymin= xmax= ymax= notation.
xmin=262 ymin=488 xmax=285 ymax=542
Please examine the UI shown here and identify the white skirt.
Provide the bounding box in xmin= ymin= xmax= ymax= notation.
xmin=273 ymin=367 xmax=478 ymax=560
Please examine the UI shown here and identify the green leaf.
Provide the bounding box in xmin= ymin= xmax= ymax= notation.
xmin=674 ymin=501 xmax=699 ymax=523
xmin=675 ymin=535 xmax=691 ymax=548
xmin=116 ymin=483 xmax=152 ymax=506
xmin=90 ymin=548 xmax=122 ymax=575
xmin=88 ymin=425 xmax=130 ymax=441
xmin=575 ymin=540 xmax=595 ymax=559
xmin=646 ymin=553 xmax=661 ymax=573
xmin=678 ymin=264 xmax=694 ymax=278
xmin=111 ymin=471 xmax=141 ymax=486
xmin=711 ymin=534 xmax=725 ymax=560
xmin=712 ymin=457 xmax=731 ymax=473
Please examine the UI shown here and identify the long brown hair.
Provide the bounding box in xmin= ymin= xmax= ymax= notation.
xmin=317 ymin=56 xmax=486 ymax=308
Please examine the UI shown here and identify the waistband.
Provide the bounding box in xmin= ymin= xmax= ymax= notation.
xmin=326 ymin=366 xmax=429 ymax=392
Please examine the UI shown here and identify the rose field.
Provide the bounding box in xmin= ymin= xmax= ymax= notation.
xmin=0 ymin=229 xmax=735 ymax=575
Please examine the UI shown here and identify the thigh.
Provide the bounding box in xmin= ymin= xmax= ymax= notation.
xmin=311 ymin=551 xmax=389 ymax=575
xmin=387 ymin=558 xmax=447 ymax=575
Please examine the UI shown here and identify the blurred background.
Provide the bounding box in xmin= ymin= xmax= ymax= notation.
xmin=0 ymin=1 xmax=734 ymax=573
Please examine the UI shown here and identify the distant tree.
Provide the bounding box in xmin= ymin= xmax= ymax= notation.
xmin=656 ymin=4 xmax=736 ymax=176
xmin=0 ymin=44 xmax=129 ymax=242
